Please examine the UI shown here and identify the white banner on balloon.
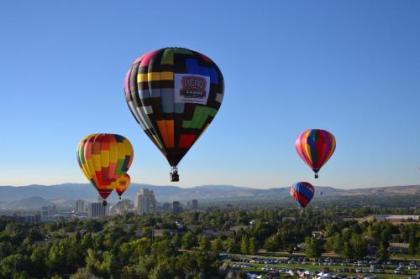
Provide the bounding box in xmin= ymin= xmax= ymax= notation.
xmin=174 ymin=74 xmax=210 ymax=105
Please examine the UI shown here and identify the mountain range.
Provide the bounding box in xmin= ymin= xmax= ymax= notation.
xmin=0 ymin=184 xmax=419 ymax=210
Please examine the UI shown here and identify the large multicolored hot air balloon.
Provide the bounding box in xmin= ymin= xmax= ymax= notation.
xmin=114 ymin=173 xmax=131 ymax=200
xmin=290 ymin=181 xmax=315 ymax=208
xmin=77 ymin=134 xmax=134 ymax=205
xmin=295 ymin=129 xmax=336 ymax=178
xmin=124 ymin=47 xmax=224 ymax=182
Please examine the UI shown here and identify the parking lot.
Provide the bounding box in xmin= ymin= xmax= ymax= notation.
xmin=223 ymin=253 xmax=420 ymax=278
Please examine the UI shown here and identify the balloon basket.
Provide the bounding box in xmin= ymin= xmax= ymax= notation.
xmin=170 ymin=167 xmax=179 ymax=182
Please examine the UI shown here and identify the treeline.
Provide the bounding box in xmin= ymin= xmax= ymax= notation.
xmin=0 ymin=218 xmax=219 ymax=278
xmin=0 ymin=207 xmax=419 ymax=278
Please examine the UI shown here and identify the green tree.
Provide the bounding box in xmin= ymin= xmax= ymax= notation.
xmin=47 ymin=237 xmax=82 ymax=275
xmin=0 ymin=254 xmax=30 ymax=278
xmin=224 ymin=238 xmax=239 ymax=253
xmin=240 ymin=235 xmax=249 ymax=254
xmin=350 ymin=234 xmax=367 ymax=259
xmin=343 ymin=241 xmax=354 ymax=259
xmin=199 ymin=236 xmax=211 ymax=251
xmin=177 ymin=253 xmax=198 ymax=277
xmin=85 ymin=249 xmax=100 ymax=275
xmin=408 ymin=225 xmax=418 ymax=254
xmin=195 ymin=251 xmax=219 ymax=276
xmin=149 ymin=261 xmax=174 ymax=279
xmin=211 ymin=238 xmax=223 ymax=253
xmin=377 ymin=242 xmax=390 ymax=261
xmin=304 ymin=237 xmax=323 ymax=258
xmin=248 ymin=237 xmax=257 ymax=255
xmin=138 ymin=255 xmax=155 ymax=277
xmin=0 ymin=241 xmax=13 ymax=259
xmin=136 ymin=237 xmax=152 ymax=257
xmin=171 ymin=233 xmax=181 ymax=248
xmin=182 ymin=232 xmax=197 ymax=249
xmin=152 ymin=239 xmax=176 ymax=259
xmin=264 ymin=236 xmax=279 ymax=252
xmin=70 ymin=268 xmax=100 ymax=279
xmin=29 ymin=245 xmax=49 ymax=277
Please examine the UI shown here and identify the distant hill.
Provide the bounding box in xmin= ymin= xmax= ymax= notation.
xmin=5 ymin=196 xmax=53 ymax=210
xmin=345 ymin=185 xmax=420 ymax=196
xmin=0 ymin=184 xmax=418 ymax=209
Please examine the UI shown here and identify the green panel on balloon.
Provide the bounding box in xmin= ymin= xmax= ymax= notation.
xmin=116 ymin=160 xmax=124 ymax=175
xmin=183 ymin=106 xmax=217 ymax=129
xmin=161 ymin=48 xmax=194 ymax=65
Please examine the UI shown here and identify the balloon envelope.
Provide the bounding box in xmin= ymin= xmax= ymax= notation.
xmin=114 ymin=173 xmax=131 ymax=197
xmin=290 ymin=182 xmax=315 ymax=208
xmin=77 ymin=134 xmax=134 ymax=200
xmin=124 ymin=47 xmax=224 ymax=180
xmin=295 ymin=129 xmax=336 ymax=178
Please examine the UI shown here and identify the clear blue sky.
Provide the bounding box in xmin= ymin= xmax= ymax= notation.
xmin=1 ymin=0 xmax=419 ymax=188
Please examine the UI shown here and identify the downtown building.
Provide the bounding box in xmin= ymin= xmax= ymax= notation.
xmin=75 ymin=200 xmax=86 ymax=213
xmin=88 ymin=202 xmax=109 ymax=218
xmin=135 ymin=189 xmax=157 ymax=215
xmin=187 ymin=199 xmax=198 ymax=210
xmin=172 ymin=201 xmax=182 ymax=213
xmin=41 ymin=205 xmax=57 ymax=222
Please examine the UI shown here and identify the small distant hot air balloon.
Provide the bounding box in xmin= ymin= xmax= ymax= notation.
xmin=290 ymin=182 xmax=315 ymax=208
xmin=77 ymin=134 xmax=134 ymax=205
xmin=124 ymin=47 xmax=224 ymax=182
xmin=295 ymin=129 xmax=336 ymax=178
xmin=114 ymin=173 xmax=131 ymax=200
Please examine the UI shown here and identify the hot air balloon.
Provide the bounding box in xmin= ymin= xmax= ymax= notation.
xmin=124 ymin=47 xmax=224 ymax=182
xmin=77 ymin=134 xmax=134 ymax=205
xmin=295 ymin=129 xmax=336 ymax=178
xmin=290 ymin=182 xmax=315 ymax=208
xmin=114 ymin=173 xmax=131 ymax=200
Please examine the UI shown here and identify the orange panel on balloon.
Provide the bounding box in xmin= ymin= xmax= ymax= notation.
xmin=157 ymin=120 xmax=175 ymax=148
xmin=179 ymin=134 xmax=197 ymax=149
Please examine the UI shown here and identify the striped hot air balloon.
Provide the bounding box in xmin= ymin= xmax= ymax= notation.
xmin=124 ymin=47 xmax=224 ymax=182
xmin=290 ymin=182 xmax=315 ymax=208
xmin=295 ymin=129 xmax=336 ymax=178
xmin=77 ymin=134 xmax=134 ymax=205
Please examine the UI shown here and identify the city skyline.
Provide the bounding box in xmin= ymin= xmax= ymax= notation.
xmin=1 ymin=1 xmax=420 ymax=188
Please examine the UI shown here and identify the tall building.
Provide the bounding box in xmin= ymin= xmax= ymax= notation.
xmin=75 ymin=200 xmax=86 ymax=213
xmin=88 ymin=202 xmax=108 ymax=218
xmin=136 ymin=189 xmax=156 ymax=215
xmin=162 ymin=202 xmax=171 ymax=212
xmin=173 ymin=201 xmax=182 ymax=213
xmin=41 ymin=205 xmax=57 ymax=222
xmin=191 ymin=199 xmax=198 ymax=210
xmin=186 ymin=199 xmax=198 ymax=210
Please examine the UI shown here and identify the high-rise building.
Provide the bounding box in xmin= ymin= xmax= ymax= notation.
xmin=162 ymin=202 xmax=171 ymax=212
xmin=75 ymin=200 xmax=86 ymax=213
xmin=41 ymin=205 xmax=57 ymax=222
xmin=136 ymin=189 xmax=156 ymax=215
xmin=186 ymin=199 xmax=198 ymax=210
xmin=191 ymin=199 xmax=198 ymax=210
xmin=173 ymin=201 xmax=182 ymax=213
xmin=88 ymin=202 xmax=108 ymax=218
